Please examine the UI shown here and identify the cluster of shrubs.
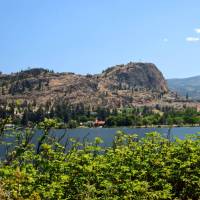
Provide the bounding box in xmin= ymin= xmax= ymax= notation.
xmin=0 ymin=119 xmax=199 ymax=199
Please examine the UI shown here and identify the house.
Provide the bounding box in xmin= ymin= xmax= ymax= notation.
xmin=94 ymin=119 xmax=105 ymax=127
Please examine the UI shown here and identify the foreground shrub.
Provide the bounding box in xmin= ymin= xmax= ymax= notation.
xmin=0 ymin=129 xmax=200 ymax=199
xmin=0 ymin=182 xmax=8 ymax=200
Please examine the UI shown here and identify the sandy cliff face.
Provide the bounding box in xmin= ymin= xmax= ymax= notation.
xmin=0 ymin=62 xmax=172 ymax=108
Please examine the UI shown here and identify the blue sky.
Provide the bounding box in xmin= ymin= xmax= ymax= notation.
xmin=0 ymin=0 xmax=200 ymax=78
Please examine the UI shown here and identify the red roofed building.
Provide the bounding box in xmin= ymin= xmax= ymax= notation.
xmin=94 ymin=119 xmax=105 ymax=127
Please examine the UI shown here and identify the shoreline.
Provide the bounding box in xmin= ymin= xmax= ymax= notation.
xmin=78 ymin=124 xmax=200 ymax=129
xmin=5 ymin=124 xmax=200 ymax=131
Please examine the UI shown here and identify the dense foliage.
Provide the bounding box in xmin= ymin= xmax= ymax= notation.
xmin=105 ymin=107 xmax=200 ymax=127
xmin=1 ymin=98 xmax=200 ymax=128
xmin=0 ymin=119 xmax=200 ymax=199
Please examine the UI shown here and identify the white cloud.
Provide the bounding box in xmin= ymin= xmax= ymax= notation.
xmin=186 ymin=37 xmax=200 ymax=42
xmin=195 ymin=28 xmax=200 ymax=33
xmin=163 ymin=38 xmax=168 ymax=42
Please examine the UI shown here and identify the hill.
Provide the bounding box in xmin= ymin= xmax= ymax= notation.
xmin=0 ymin=62 xmax=180 ymax=109
xmin=167 ymin=76 xmax=200 ymax=100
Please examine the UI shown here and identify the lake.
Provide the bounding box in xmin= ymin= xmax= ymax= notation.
xmin=1 ymin=127 xmax=200 ymax=159
xmin=52 ymin=126 xmax=200 ymax=145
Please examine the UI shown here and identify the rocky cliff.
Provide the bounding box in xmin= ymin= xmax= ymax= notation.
xmin=100 ymin=62 xmax=168 ymax=92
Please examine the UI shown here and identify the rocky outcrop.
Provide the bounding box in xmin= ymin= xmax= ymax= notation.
xmin=100 ymin=62 xmax=168 ymax=92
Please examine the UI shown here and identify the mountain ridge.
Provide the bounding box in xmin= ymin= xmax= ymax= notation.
xmin=0 ymin=62 xmax=188 ymax=109
xmin=167 ymin=75 xmax=200 ymax=100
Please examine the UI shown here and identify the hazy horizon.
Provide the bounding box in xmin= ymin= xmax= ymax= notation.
xmin=0 ymin=0 xmax=200 ymax=79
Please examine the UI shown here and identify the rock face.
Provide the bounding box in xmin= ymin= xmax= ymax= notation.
xmin=100 ymin=62 xmax=168 ymax=92
xmin=0 ymin=62 xmax=171 ymax=108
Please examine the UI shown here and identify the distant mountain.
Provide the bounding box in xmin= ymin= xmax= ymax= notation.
xmin=0 ymin=62 xmax=179 ymax=109
xmin=167 ymin=76 xmax=200 ymax=100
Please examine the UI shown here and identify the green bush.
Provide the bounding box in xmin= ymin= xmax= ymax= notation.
xmin=67 ymin=120 xmax=78 ymax=129
xmin=0 ymin=125 xmax=200 ymax=199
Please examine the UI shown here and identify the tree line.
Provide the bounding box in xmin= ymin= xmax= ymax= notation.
xmin=0 ymin=99 xmax=200 ymax=128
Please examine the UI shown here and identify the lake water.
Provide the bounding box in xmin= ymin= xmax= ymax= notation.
xmin=1 ymin=127 xmax=200 ymax=159
xmin=52 ymin=127 xmax=200 ymax=145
